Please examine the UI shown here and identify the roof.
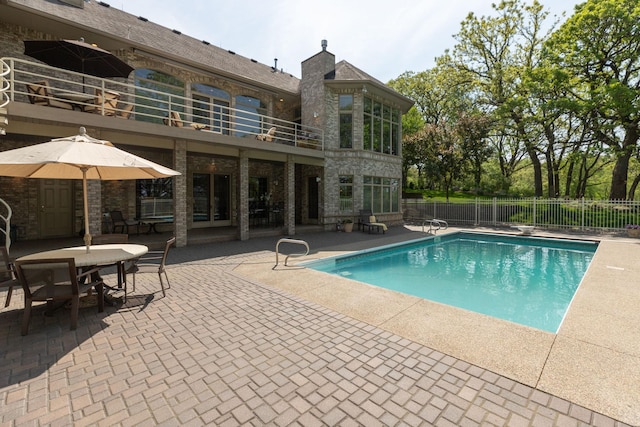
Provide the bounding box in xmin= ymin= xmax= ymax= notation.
xmin=3 ymin=0 xmax=301 ymax=94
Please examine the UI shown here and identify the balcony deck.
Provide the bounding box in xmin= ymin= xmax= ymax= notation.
xmin=1 ymin=57 xmax=323 ymax=151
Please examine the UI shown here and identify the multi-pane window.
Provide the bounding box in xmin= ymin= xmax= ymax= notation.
xmin=363 ymin=97 xmax=400 ymax=155
xmin=136 ymin=178 xmax=174 ymax=218
xmin=191 ymin=84 xmax=230 ymax=134
xmin=339 ymin=95 xmax=353 ymax=148
xmin=363 ymin=176 xmax=399 ymax=214
xmin=235 ymin=95 xmax=266 ymax=137
xmin=134 ymin=69 xmax=184 ymax=124
xmin=339 ymin=175 xmax=353 ymax=212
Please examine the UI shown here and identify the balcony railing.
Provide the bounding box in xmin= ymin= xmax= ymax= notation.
xmin=1 ymin=57 xmax=323 ymax=149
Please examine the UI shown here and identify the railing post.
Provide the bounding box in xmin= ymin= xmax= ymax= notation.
xmin=581 ymin=197 xmax=585 ymax=231
xmin=493 ymin=197 xmax=497 ymax=226
xmin=533 ymin=197 xmax=536 ymax=227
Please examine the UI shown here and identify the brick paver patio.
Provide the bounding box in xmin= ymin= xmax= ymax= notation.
xmin=0 ymin=231 xmax=632 ymax=426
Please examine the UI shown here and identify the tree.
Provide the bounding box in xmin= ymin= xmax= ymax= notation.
xmin=544 ymin=0 xmax=640 ymax=199
xmin=448 ymin=0 xmax=560 ymax=196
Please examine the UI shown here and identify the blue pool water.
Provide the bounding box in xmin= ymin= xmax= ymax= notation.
xmin=306 ymin=232 xmax=597 ymax=333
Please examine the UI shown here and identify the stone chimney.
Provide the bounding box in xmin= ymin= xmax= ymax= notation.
xmin=300 ymin=40 xmax=335 ymax=128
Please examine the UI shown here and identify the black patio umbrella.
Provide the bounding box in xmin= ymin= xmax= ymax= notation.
xmin=23 ymin=38 xmax=133 ymax=78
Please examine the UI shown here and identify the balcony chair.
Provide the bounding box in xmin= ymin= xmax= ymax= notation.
xmin=14 ymin=258 xmax=104 ymax=335
xmin=163 ymin=111 xmax=184 ymax=127
xmin=109 ymin=210 xmax=140 ymax=235
xmin=126 ymin=236 xmax=175 ymax=298
xmin=256 ymin=126 xmax=276 ymax=142
xmin=86 ymin=89 xmax=120 ymax=116
xmin=0 ymin=247 xmax=18 ymax=308
xmin=25 ymin=80 xmax=74 ymax=110
xmin=117 ymin=102 xmax=133 ymax=119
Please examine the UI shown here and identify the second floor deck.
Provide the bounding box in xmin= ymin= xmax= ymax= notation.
xmin=1 ymin=57 xmax=324 ymax=151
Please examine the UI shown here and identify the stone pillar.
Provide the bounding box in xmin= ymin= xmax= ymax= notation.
xmin=174 ymin=139 xmax=188 ymax=247
xmin=238 ymin=151 xmax=249 ymax=241
xmin=285 ymin=154 xmax=296 ymax=236
xmin=88 ymin=179 xmax=101 ymax=237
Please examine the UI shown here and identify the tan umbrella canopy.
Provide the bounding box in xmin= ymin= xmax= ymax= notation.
xmin=0 ymin=127 xmax=180 ymax=251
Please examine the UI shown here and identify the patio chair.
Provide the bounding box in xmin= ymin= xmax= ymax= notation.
xmin=14 ymin=258 xmax=104 ymax=335
xmin=126 ymin=236 xmax=175 ymax=298
xmin=0 ymin=246 xmax=18 ymax=308
xmin=25 ymin=80 xmax=74 ymax=110
xmin=109 ymin=210 xmax=140 ymax=235
xmin=256 ymin=126 xmax=276 ymax=142
xmin=92 ymin=233 xmax=130 ymax=300
xmin=358 ymin=209 xmax=386 ymax=234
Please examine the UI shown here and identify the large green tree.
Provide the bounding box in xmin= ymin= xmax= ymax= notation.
xmin=544 ymin=0 xmax=640 ymax=199
xmin=447 ymin=0 xmax=558 ymax=196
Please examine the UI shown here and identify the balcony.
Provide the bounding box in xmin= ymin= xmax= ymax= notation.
xmin=0 ymin=57 xmax=323 ymax=150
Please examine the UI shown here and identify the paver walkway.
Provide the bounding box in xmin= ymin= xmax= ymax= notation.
xmin=0 ymin=229 xmax=633 ymax=426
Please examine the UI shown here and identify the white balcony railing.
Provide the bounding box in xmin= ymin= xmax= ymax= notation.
xmin=1 ymin=57 xmax=323 ymax=149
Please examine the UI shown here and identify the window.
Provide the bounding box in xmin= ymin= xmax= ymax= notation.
xmin=191 ymin=84 xmax=230 ymax=135
xmin=363 ymin=97 xmax=400 ymax=155
xmin=339 ymin=175 xmax=353 ymax=212
xmin=235 ymin=95 xmax=266 ymax=137
xmin=134 ymin=69 xmax=184 ymax=124
xmin=363 ymin=176 xmax=399 ymax=214
xmin=339 ymin=95 xmax=353 ymax=148
xmin=136 ymin=178 xmax=174 ymax=218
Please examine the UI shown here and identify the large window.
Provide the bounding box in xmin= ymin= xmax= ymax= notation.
xmin=191 ymin=83 xmax=230 ymax=134
xmin=235 ymin=95 xmax=266 ymax=137
xmin=136 ymin=178 xmax=174 ymax=218
xmin=363 ymin=176 xmax=399 ymax=214
xmin=339 ymin=95 xmax=353 ymax=148
xmin=363 ymin=97 xmax=400 ymax=155
xmin=339 ymin=175 xmax=353 ymax=212
xmin=134 ymin=69 xmax=184 ymax=124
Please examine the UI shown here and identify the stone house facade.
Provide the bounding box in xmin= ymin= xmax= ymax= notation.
xmin=0 ymin=0 xmax=413 ymax=247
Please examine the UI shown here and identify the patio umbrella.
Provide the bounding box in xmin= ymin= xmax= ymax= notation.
xmin=23 ymin=38 xmax=134 ymax=79
xmin=0 ymin=127 xmax=180 ymax=252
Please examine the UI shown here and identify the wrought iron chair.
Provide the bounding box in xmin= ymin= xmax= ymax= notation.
xmin=14 ymin=258 xmax=104 ymax=335
xmin=109 ymin=210 xmax=139 ymax=235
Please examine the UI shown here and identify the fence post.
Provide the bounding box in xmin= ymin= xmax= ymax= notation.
xmin=581 ymin=197 xmax=585 ymax=231
xmin=475 ymin=198 xmax=479 ymax=226
xmin=533 ymin=197 xmax=537 ymax=227
xmin=492 ymin=197 xmax=497 ymax=226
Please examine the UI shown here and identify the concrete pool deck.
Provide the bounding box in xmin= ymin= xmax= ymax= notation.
xmin=234 ymin=227 xmax=640 ymax=424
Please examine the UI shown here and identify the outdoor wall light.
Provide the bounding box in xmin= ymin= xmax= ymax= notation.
xmin=313 ymin=112 xmax=319 ymax=118
xmin=316 ymin=176 xmax=321 ymax=183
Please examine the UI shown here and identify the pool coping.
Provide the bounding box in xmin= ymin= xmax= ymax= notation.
xmin=233 ymin=227 xmax=640 ymax=425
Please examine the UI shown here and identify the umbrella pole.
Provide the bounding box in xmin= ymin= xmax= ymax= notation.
xmin=81 ymin=168 xmax=91 ymax=252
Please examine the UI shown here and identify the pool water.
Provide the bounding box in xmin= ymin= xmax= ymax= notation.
xmin=306 ymin=232 xmax=597 ymax=333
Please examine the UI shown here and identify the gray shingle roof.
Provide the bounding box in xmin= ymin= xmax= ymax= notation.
xmin=8 ymin=0 xmax=301 ymax=94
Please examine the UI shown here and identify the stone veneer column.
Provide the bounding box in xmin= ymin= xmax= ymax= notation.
xmin=174 ymin=139 xmax=187 ymax=247
xmin=238 ymin=151 xmax=249 ymax=241
xmin=88 ymin=179 xmax=101 ymax=238
xmin=285 ymin=155 xmax=296 ymax=236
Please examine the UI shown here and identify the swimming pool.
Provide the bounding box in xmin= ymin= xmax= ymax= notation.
xmin=305 ymin=232 xmax=598 ymax=333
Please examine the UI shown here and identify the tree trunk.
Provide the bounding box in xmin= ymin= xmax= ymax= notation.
xmin=526 ymin=146 xmax=543 ymax=197
xmin=609 ymin=125 xmax=639 ymax=200
xmin=628 ymin=174 xmax=640 ymax=201
xmin=564 ymin=159 xmax=574 ymax=198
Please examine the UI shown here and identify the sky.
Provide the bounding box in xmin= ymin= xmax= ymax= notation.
xmin=116 ymin=0 xmax=584 ymax=83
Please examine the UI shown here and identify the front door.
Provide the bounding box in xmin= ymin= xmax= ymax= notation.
xmin=192 ymin=173 xmax=231 ymax=227
xmin=39 ymin=179 xmax=74 ymax=238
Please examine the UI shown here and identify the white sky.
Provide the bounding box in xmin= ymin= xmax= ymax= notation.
xmin=116 ymin=0 xmax=584 ymax=82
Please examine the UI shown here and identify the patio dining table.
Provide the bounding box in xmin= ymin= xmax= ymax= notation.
xmin=17 ymin=244 xmax=148 ymax=302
